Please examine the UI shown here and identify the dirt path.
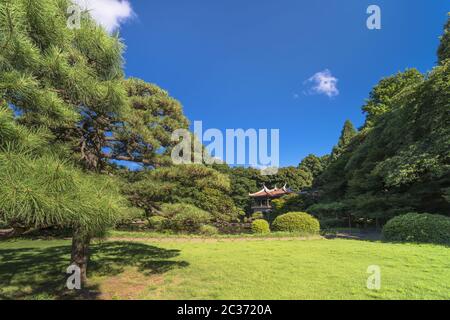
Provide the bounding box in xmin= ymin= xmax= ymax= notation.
xmin=106 ymin=235 xmax=324 ymax=243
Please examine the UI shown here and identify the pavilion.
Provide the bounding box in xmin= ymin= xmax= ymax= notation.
xmin=249 ymin=184 xmax=292 ymax=214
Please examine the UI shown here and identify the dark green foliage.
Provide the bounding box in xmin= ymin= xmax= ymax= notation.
xmin=263 ymin=166 xmax=313 ymax=192
xmin=160 ymin=203 xmax=211 ymax=233
xmin=361 ymin=69 xmax=424 ymax=128
xmin=108 ymin=78 xmax=189 ymax=168
xmin=299 ymin=154 xmax=328 ymax=178
xmin=313 ymin=19 xmax=450 ymax=224
xmin=382 ymin=213 xmax=450 ymax=244
xmin=213 ymin=165 xmax=259 ymax=215
xmin=330 ymin=120 xmax=357 ymax=161
xmin=307 ymin=202 xmax=347 ymax=219
xmin=438 ymin=13 xmax=450 ymax=64
xmin=271 ymin=212 xmax=320 ymax=234
xmin=251 ymin=219 xmax=270 ymax=234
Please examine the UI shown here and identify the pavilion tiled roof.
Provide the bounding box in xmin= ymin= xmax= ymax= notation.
xmin=249 ymin=184 xmax=292 ymax=198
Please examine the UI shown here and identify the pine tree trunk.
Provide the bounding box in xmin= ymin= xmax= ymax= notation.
xmin=71 ymin=230 xmax=90 ymax=285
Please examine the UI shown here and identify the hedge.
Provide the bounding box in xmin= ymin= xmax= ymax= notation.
xmin=382 ymin=213 xmax=450 ymax=244
xmin=272 ymin=212 xmax=320 ymax=234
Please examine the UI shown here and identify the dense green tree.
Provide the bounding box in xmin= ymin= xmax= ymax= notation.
xmin=312 ymin=17 xmax=450 ymax=224
xmin=330 ymin=120 xmax=357 ymax=161
xmin=0 ymin=0 xmax=189 ymax=173
xmin=437 ymin=13 xmax=450 ymax=64
xmin=0 ymin=105 xmax=129 ymax=283
xmin=125 ymin=164 xmax=239 ymax=222
xmin=298 ymin=154 xmax=328 ymax=178
xmin=263 ymin=166 xmax=313 ymax=192
xmin=0 ymin=0 xmax=194 ymax=283
xmin=99 ymin=78 xmax=189 ymax=170
xmin=212 ymin=165 xmax=260 ymax=214
xmin=361 ymin=69 xmax=423 ymax=128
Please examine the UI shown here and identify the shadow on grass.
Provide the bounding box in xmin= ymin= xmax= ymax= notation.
xmin=0 ymin=241 xmax=188 ymax=300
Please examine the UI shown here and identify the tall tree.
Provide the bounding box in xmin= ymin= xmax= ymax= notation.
xmin=0 ymin=0 xmax=146 ymax=283
xmin=330 ymin=120 xmax=357 ymax=161
xmin=361 ymin=69 xmax=423 ymax=128
xmin=0 ymin=105 xmax=129 ymax=283
xmin=125 ymin=164 xmax=239 ymax=223
xmin=299 ymin=154 xmax=328 ymax=178
xmin=312 ymin=17 xmax=450 ymax=223
xmin=437 ymin=13 xmax=450 ymax=64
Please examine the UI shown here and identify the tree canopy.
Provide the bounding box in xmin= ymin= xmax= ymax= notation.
xmin=310 ymin=18 xmax=450 ymax=224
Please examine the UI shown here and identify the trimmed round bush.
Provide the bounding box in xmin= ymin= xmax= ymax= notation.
xmin=272 ymin=212 xmax=320 ymax=234
xmin=251 ymin=219 xmax=270 ymax=234
xmin=199 ymin=224 xmax=219 ymax=235
xmin=148 ymin=216 xmax=167 ymax=231
xmin=382 ymin=213 xmax=450 ymax=244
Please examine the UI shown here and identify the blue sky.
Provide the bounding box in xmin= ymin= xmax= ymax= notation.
xmin=108 ymin=0 xmax=448 ymax=167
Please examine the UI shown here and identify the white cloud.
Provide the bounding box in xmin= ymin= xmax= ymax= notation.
xmin=304 ymin=69 xmax=339 ymax=98
xmin=73 ymin=0 xmax=134 ymax=33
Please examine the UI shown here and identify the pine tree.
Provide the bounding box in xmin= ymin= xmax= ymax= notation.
xmin=0 ymin=105 xmax=129 ymax=283
xmin=0 ymin=0 xmax=195 ymax=284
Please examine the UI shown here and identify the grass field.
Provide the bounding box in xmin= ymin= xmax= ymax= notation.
xmin=0 ymin=237 xmax=449 ymax=300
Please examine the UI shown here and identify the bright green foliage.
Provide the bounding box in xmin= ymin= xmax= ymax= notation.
xmin=251 ymin=211 xmax=264 ymax=220
xmin=383 ymin=213 xmax=450 ymax=244
xmin=199 ymin=224 xmax=219 ymax=235
xmin=107 ymin=78 xmax=189 ymax=168
xmin=147 ymin=216 xmax=167 ymax=231
xmin=2 ymin=239 xmax=449 ymax=300
xmin=0 ymin=0 xmax=189 ymax=172
xmin=0 ymin=110 xmax=128 ymax=237
xmin=126 ymin=164 xmax=238 ymax=222
xmin=251 ymin=219 xmax=270 ymax=234
xmin=159 ymin=203 xmax=211 ymax=233
xmin=0 ymin=0 xmax=126 ymax=132
xmin=271 ymin=194 xmax=307 ymax=216
xmin=272 ymin=212 xmax=320 ymax=234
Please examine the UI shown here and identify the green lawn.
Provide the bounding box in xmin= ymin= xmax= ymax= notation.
xmin=0 ymin=237 xmax=449 ymax=300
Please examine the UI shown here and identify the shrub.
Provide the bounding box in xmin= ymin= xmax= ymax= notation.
xmin=319 ymin=218 xmax=347 ymax=229
xmin=161 ymin=203 xmax=211 ymax=233
xmin=272 ymin=212 xmax=320 ymax=234
xmin=148 ymin=216 xmax=167 ymax=231
xmin=251 ymin=211 xmax=264 ymax=220
xmin=199 ymin=224 xmax=219 ymax=235
xmin=382 ymin=213 xmax=450 ymax=244
xmin=251 ymin=219 xmax=270 ymax=234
